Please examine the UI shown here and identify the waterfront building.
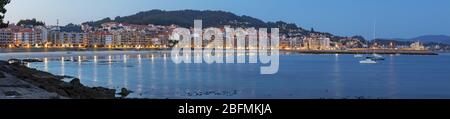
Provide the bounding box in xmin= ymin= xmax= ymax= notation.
xmin=0 ymin=22 xmax=372 ymax=50
xmin=105 ymin=33 xmax=113 ymax=47
xmin=111 ymin=31 xmax=123 ymax=47
xmin=0 ymin=29 xmax=13 ymax=47
xmin=410 ymin=41 xmax=425 ymax=50
xmin=13 ymin=28 xmax=33 ymax=47
xmin=318 ymin=37 xmax=331 ymax=50
xmin=303 ymin=35 xmax=331 ymax=50
xmin=48 ymin=30 xmax=60 ymax=47
xmin=32 ymin=26 xmax=49 ymax=47
xmin=88 ymin=32 xmax=108 ymax=47
xmin=61 ymin=32 xmax=87 ymax=47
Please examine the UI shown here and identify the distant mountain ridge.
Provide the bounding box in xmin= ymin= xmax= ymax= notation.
xmin=392 ymin=35 xmax=450 ymax=44
xmin=373 ymin=35 xmax=450 ymax=51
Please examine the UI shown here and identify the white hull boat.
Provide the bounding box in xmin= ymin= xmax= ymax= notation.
xmin=373 ymin=54 xmax=383 ymax=58
xmin=354 ymin=54 xmax=364 ymax=58
xmin=359 ymin=59 xmax=377 ymax=64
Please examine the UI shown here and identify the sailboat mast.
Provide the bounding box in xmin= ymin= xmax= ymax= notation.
xmin=373 ymin=20 xmax=376 ymax=40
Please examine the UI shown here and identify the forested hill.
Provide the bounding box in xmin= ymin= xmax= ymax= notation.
xmin=85 ymin=10 xmax=317 ymax=34
xmin=85 ymin=9 xmax=281 ymax=28
xmin=83 ymin=9 xmax=363 ymax=41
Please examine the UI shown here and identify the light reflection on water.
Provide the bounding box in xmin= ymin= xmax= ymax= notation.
xmin=10 ymin=51 xmax=450 ymax=99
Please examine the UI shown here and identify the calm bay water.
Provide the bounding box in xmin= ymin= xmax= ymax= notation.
xmin=5 ymin=51 xmax=450 ymax=99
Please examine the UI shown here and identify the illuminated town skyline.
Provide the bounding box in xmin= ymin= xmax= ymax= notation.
xmin=4 ymin=0 xmax=450 ymax=39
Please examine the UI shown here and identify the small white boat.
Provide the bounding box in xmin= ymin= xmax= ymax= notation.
xmin=354 ymin=54 xmax=364 ymax=58
xmin=373 ymin=54 xmax=383 ymax=58
xmin=359 ymin=59 xmax=377 ymax=64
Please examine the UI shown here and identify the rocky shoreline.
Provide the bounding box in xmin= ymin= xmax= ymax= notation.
xmin=0 ymin=60 xmax=118 ymax=99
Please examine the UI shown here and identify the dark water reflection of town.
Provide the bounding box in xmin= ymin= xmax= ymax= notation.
xmin=8 ymin=51 xmax=450 ymax=99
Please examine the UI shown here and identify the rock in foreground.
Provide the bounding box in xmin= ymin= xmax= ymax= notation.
xmin=0 ymin=61 xmax=116 ymax=99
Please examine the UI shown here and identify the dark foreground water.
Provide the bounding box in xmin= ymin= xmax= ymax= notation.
xmin=7 ymin=51 xmax=450 ymax=99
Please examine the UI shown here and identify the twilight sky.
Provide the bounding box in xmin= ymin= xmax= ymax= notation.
xmin=4 ymin=0 xmax=450 ymax=39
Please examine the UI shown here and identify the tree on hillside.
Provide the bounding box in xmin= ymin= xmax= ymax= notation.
xmin=17 ymin=18 xmax=45 ymax=27
xmin=0 ymin=0 xmax=10 ymax=28
xmin=60 ymin=23 xmax=82 ymax=32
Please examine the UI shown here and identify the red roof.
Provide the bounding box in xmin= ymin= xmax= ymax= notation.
xmin=19 ymin=28 xmax=33 ymax=33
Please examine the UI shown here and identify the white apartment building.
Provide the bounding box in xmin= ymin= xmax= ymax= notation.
xmin=303 ymin=36 xmax=331 ymax=50
xmin=0 ymin=29 xmax=13 ymax=47
xmin=14 ymin=28 xmax=33 ymax=47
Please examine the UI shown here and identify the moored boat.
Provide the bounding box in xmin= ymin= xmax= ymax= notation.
xmin=359 ymin=59 xmax=377 ymax=64
xmin=354 ymin=54 xmax=364 ymax=58
xmin=366 ymin=56 xmax=385 ymax=60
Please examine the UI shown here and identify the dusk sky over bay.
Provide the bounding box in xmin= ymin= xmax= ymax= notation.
xmin=5 ymin=0 xmax=450 ymax=39
xmin=4 ymin=0 xmax=450 ymax=111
